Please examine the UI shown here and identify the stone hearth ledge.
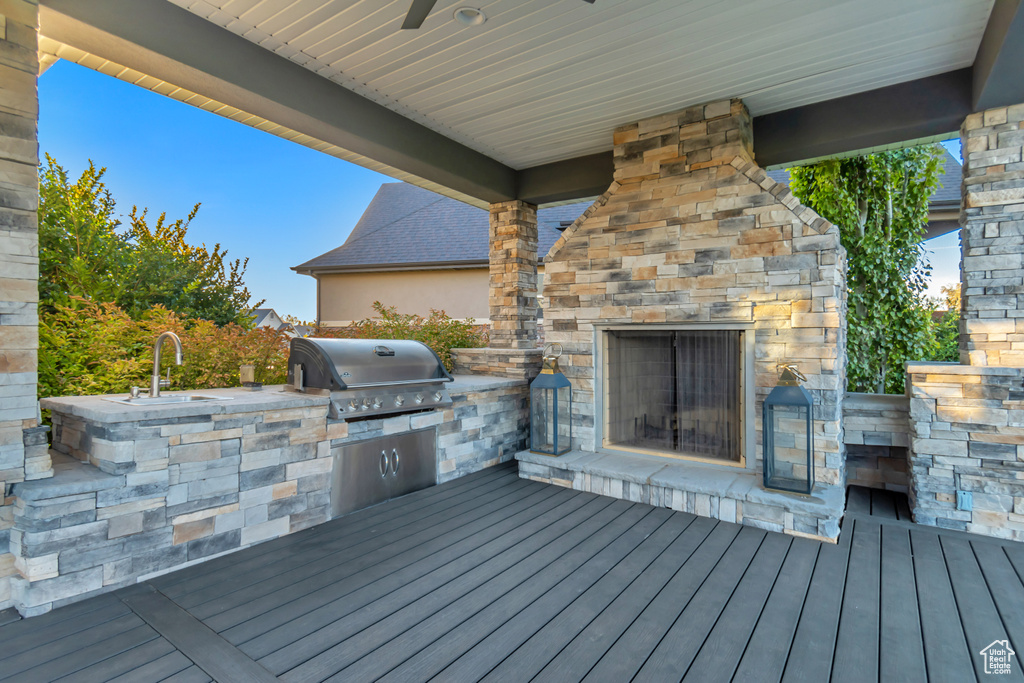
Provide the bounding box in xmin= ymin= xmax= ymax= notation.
xmin=516 ymin=449 xmax=843 ymax=543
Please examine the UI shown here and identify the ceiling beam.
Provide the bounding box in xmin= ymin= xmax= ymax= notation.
xmin=513 ymin=70 xmax=973 ymax=201
xmin=752 ymin=69 xmax=972 ymax=169
xmin=516 ymin=152 xmax=614 ymax=205
xmin=39 ymin=0 xmax=517 ymax=204
xmin=972 ymin=0 xmax=1024 ymax=112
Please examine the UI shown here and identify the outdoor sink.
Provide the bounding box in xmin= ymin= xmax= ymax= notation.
xmin=103 ymin=394 xmax=231 ymax=406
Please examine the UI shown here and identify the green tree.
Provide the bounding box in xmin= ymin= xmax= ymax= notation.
xmin=790 ymin=145 xmax=944 ymax=393
xmin=38 ymin=154 xmax=259 ymax=325
xmin=930 ymin=284 xmax=961 ymax=363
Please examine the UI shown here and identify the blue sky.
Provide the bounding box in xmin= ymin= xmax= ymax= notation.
xmin=40 ymin=60 xmax=963 ymax=320
xmin=39 ymin=60 xmax=390 ymax=321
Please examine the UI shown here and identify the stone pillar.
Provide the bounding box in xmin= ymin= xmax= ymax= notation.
xmin=959 ymin=104 xmax=1024 ymax=366
xmin=0 ymin=0 xmax=41 ymax=610
xmin=487 ymin=199 xmax=538 ymax=349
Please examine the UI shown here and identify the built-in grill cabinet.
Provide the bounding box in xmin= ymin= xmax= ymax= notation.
xmin=330 ymin=429 xmax=437 ymax=517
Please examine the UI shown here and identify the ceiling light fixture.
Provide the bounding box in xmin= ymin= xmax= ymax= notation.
xmin=453 ymin=7 xmax=486 ymax=26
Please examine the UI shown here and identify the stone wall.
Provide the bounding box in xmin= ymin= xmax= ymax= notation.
xmin=488 ymin=200 xmax=538 ymax=349
xmin=907 ymin=362 xmax=1024 ymax=539
xmin=960 ymin=104 xmax=1024 ymax=366
xmin=542 ymin=99 xmax=848 ymax=486
xmin=451 ymin=347 xmax=542 ymax=380
xmin=9 ymin=379 xmax=523 ymax=615
xmin=843 ymin=392 xmax=910 ymax=491
xmin=0 ymin=0 xmax=43 ymax=612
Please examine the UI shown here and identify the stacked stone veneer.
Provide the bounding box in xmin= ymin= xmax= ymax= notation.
xmin=542 ymin=99 xmax=847 ymax=486
xmin=451 ymin=347 xmax=542 ymax=380
xmin=903 ymin=103 xmax=1024 ymax=541
xmin=907 ymin=363 xmax=1024 ymax=538
xmin=9 ymin=378 xmax=524 ymax=615
xmin=0 ymin=0 xmax=47 ymax=612
xmin=843 ymin=392 xmax=910 ymax=492
xmin=489 ymin=200 xmax=539 ymax=349
xmin=959 ymin=104 xmax=1024 ymax=366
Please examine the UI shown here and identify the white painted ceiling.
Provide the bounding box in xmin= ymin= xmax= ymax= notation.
xmin=168 ymin=0 xmax=994 ymax=169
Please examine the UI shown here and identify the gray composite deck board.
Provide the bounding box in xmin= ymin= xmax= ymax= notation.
xmin=831 ymin=518 xmax=882 ymax=683
xmin=221 ymin=484 xmax=574 ymax=646
xmin=4 ymin=464 xmax=1022 ymax=683
xmin=170 ymin=470 xmax=525 ymax=611
xmin=460 ymin=512 xmax=700 ymax=683
xmin=942 ymin=535 xmax=1024 ymax=683
xmin=878 ymin=526 xmax=927 ymax=683
xmin=155 ymin=464 xmax=516 ymax=598
xmin=183 ymin=474 xmax=536 ymax=620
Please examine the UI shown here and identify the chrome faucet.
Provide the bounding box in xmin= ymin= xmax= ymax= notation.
xmin=150 ymin=331 xmax=184 ymax=398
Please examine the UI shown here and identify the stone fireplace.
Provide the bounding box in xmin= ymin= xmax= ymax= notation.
xmin=517 ymin=99 xmax=848 ymax=541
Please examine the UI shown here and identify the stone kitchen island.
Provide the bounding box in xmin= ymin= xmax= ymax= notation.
xmin=8 ymin=377 xmax=526 ymax=616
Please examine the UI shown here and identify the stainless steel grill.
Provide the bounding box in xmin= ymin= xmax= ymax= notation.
xmin=286 ymin=338 xmax=453 ymax=420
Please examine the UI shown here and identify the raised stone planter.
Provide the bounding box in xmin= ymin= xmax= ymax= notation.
xmin=907 ymin=362 xmax=1024 ymax=539
xmin=842 ymin=392 xmax=910 ymax=492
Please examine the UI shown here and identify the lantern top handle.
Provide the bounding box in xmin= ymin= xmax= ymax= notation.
xmin=543 ymin=343 xmax=562 ymax=360
xmin=777 ymin=364 xmax=806 ymax=386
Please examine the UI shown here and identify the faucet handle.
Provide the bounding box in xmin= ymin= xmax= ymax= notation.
xmin=159 ymin=368 xmax=172 ymax=389
xmin=130 ymin=386 xmax=142 ymax=399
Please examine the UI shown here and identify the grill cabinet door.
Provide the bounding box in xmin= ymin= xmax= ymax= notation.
xmin=331 ymin=438 xmax=394 ymax=517
xmin=389 ymin=428 xmax=437 ymax=499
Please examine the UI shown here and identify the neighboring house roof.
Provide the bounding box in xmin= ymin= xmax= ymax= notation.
xmin=298 ymin=151 xmax=963 ymax=274
xmin=294 ymin=183 xmax=591 ymax=274
xmin=251 ymin=308 xmax=277 ymax=327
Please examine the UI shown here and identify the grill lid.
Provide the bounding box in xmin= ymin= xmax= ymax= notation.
xmin=287 ymin=338 xmax=453 ymax=391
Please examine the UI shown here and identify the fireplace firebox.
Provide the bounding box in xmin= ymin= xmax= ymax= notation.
xmin=602 ymin=328 xmax=751 ymax=464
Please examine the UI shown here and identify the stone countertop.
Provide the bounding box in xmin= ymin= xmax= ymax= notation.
xmin=448 ymin=374 xmax=528 ymax=392
xmin=40 ymin=385 xmax=329 ymax=424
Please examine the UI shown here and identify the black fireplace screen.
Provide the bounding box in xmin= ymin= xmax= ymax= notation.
xmin=605 ymin=329 xmax=742 ymax=461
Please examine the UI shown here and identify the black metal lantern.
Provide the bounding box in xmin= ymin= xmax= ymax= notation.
xmin=530 ymin=344 xmax=572 ymax=456
xmin=763 ymin=365 xmax=814 ymax=494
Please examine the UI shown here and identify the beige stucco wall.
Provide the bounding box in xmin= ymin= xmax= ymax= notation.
xmin=317 ymin=266 xmax=548 ymax=325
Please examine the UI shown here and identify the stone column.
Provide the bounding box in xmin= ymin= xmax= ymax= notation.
xmin=0 ymin=0 xmax=42 ymax=610
xmin=487 ymin=199 xmax=538 ymax=349
xmin=959 ymin=104 xmax=1024 ymax=366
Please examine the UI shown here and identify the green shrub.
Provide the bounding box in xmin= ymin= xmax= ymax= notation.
xmin=39 ymin=298 xmax=288 ymax=400
xmin=317 ymin=302 xmax=486 ymax=372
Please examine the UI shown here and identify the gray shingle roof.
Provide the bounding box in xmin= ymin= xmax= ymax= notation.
xmin=294 ymin=183 xmax=590 ymax=273
xmin=297 ymin=149 xmax=962 ymax=273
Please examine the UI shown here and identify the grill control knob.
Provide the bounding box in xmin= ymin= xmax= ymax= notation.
xmin=414 ymin=394 xmax=424 ymax=404
xmin=361 ymin=398 xmax=371 ymax=410
xmin=347 ymin=400 xmax=358 ymax=412
xmin=372 ymin=397 xmax=383 ymax=409
xmin=434 ymin=391 xmax=443 ymax=402
xmin=395 ymin=396 xmax=405 ymax=407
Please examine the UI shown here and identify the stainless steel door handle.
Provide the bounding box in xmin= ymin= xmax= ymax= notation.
xmin=379 ymin=450 xmax=388 ymax=477
xmin=391 ymin=449 xmax=400 ymax=476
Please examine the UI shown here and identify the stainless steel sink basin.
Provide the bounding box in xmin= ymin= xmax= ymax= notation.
xmin=103 ymin=394 xmax=231 ymax=406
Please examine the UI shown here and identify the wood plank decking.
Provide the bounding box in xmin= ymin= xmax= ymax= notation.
xmin=2 ymin=463 xmax=1022 ymax=682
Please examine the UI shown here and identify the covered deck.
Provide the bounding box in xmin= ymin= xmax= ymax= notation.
xmin=1 ymin=462 xmax=1018 ymax=683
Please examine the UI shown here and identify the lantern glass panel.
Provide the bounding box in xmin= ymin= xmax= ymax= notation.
xmin=531 ymin=384 xmax=571 ymax=455
xmin=762 ymin=382 xmax=814 ymax=494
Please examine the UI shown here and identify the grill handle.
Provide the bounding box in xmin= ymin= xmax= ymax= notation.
xmin=344 ymin=377 xmax=453 ymax=389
